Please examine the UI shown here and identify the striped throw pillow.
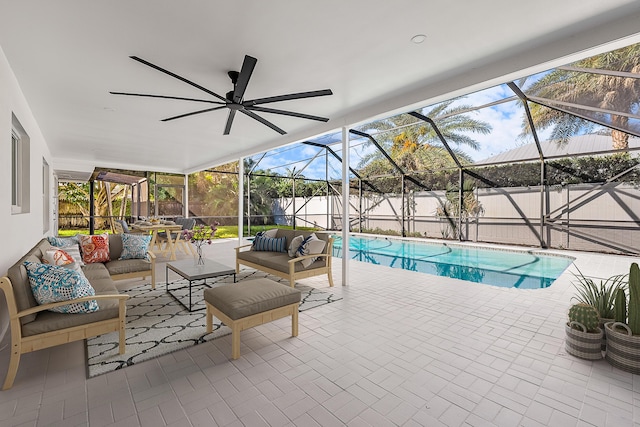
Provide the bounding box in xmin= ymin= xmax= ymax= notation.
xmin=252 ymin=235 xmax=287 ymax=253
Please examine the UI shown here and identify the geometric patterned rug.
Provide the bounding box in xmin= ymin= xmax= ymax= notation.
xmin=85 ymin=269 xmax=342 ymax=377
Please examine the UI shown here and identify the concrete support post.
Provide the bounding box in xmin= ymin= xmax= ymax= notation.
xmin=238 ymin=159 xmax=244 ymax=241
xmin=341 ymin=126 xmax=350 ymax=287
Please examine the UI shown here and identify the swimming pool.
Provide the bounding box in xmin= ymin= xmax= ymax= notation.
xmin=331 ymin=235 xmax=574 ymax=289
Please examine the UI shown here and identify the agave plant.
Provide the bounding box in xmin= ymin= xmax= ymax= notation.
xmin=571 ymin=266 xmax=627 ymax=319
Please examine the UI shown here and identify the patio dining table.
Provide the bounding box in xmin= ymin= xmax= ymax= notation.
xmin=130 ymin=223 xmax=183 ymax=260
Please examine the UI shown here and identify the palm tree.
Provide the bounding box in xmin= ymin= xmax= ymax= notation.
xmin=521 ymin=43 xmax=640 ymax=149
xmin=435 ymin=181 xmax=484 ymax=238
xmin=358 ymin=98 xmax=492 ymax=173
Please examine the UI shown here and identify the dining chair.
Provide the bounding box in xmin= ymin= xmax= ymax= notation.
xmin=157 ymin=217 xmax=196 ymax=256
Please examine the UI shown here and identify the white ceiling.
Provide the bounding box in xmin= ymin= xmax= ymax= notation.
xmin=1 ymin=1 xmax=640 ymax=179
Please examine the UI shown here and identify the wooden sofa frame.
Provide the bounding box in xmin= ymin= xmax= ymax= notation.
xmin=235 ymin=236 xmax=334 ymax=288
xmin=0 ymin=276 xmax=128 ymax=390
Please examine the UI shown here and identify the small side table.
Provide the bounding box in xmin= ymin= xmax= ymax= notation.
xmin=165 ymin=258 xmax=236 ymax=311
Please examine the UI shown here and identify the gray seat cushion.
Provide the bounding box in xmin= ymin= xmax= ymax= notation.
xmin=81 ymin=262 xmax=112 ymax=282
xmin=20 ymin=256 xmax=120 ymax=337
xmin=105 ymin=259 xmax=152 ymax=276
xmin=6 ymin=238 xmax=126 ymax=330
xmin=21 ymin=298 xmax=120 ymax=337
xmin=204 ymin=278 xmax=301 ymax=320
xmin=237 ymin=250 xmax=325 ymax=273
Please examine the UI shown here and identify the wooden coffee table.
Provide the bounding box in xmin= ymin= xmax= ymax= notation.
xmin=165 ymin=258 xmax=235 ymax=311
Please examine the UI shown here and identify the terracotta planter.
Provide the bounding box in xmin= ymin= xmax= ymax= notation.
xmin=565 ymin=322 xmax=603 ymax=360
xmin=604 ymin=322 xmax=640 ymax=374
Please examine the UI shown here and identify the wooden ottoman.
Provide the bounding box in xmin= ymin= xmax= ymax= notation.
xmin=204 ymin=278 xmax=301 ymax=359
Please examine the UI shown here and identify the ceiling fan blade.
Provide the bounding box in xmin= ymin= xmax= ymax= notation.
xmin=233 ymin=55 xmax=257 ymax=103
xmin=130 ymin=56 xmax=228 ymax=102
xmin=110 ymin=91 xmax=226 ymax=104
xmin=246 ymin=106 xmax=329 ymax=122
xmin=223 ymin=110 xmax=237 ymax=135
xmin=244 ymin=89 xmax=333 ymax=106
xmin=161 ymin=106 xmax=227 ymax=122
xmin=239 ymin=109 xmax=286 ymax=135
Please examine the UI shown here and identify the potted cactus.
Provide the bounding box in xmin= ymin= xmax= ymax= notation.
xmin=605 ymin=262 xmax=640 ymax=374
xmin=571 ymin=267 xmax=627 ymax=351
xmin=564 ymin=303 xmax=604 ymax=360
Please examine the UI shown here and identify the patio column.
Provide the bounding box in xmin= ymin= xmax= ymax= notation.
xmin=358 ymin=178 xmax=362 ymax=233
xmin=341 ymin=126 xmax=349 ymax=287
xmin=326 ymin=148 xmax=330 ymax=229
xmin=238 ymin=158 xmax=244 ymax=241
xmin=89 ymin=180 xmax=95 ymax=235
xmin=184 ymin=174 xmax=189 ymax=218
xmin=401 ymin=175 xmax=405 ymax=237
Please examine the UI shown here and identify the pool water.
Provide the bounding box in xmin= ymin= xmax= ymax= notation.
xmin=331 ymin=235 xmax=574 ymax=289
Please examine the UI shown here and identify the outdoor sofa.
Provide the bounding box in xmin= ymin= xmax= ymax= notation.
xmin=235 ymin=228 xmax=334 ymax=288
xmin=0 ymin=233 xmax=155 ymax=389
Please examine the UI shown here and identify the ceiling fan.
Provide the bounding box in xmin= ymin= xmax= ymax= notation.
xmin=110 ymin=55 xmax=333 ymax=135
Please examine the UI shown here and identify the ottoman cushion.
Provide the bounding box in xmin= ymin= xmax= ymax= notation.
xmin=204 ymin=278 xmax=301 ymax=320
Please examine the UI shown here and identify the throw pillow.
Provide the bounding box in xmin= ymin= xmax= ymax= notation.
xmin=252 ymin=235 xmax=287 ymax=253
xmin=251 ymin=228 xmax=278 ymax=245
xmin=250 ymin=229 xmax=278 ymax=251
xmin=58 ymin=244 xmax=85 ymax=266
xmin=62 ymin=262 xmax=83 ymax=274
xmin=47 ymin=235 xmax=78 ymax=247
xmin=42 ymin=248 xmax=74 ymax=266
xmin=24 ymin=261 xmax=98 ymax=314
xmin=295 ymin=233 xmax=327 ymax=268
xmin=288 ymin=235 xmax=305 ymax=257
xmin=261 ymin=229 xmax=279 ymax=238
xmin=78 ymin=234 xmax=110 ymax=264
xmin=119 ymin=233 xmax=152 ymax=260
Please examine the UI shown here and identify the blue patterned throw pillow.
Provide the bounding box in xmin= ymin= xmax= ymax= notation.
xmin=252 ymin=235 xmax=287 ymax=252
xmin=48 ymin=235 xmax=78 ymax=247
xmin=24 ymin=261 xmax=98 ymax=314
xmin=119 ymin=233 xmax=152 ymax=260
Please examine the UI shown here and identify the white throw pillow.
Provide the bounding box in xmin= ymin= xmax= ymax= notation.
xmin=295 ymin=233 xmax=327 ymax=268
xmin=253 ymin=229 xmax=278 ymax=238
xmin=62 ymin=262 xmax=84 ymax=274
xmin=288 ymin=235 xmax=305 ymax=257
xmin=42 ymin=248 xmax=75 ymax=266
xmin=55 ymin=244 xmax=85 ymax=266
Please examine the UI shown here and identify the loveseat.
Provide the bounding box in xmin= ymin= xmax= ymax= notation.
xmin=235 ymin=229 xmax=334 ymax=288
xmin=0 ymin=233 xmax=155 ymax=389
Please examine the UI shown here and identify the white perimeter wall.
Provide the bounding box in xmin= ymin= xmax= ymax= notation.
xmin=0 ymin=46 xmax=55 ymax=340
xmin=275 ymin=183 xmax=640 ymax=255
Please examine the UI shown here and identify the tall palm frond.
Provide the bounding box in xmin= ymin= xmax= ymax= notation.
xmin=358 ymin=98 xmax=492 ymax=170
xmin=521 ymin=43 xmax=640 ymax=149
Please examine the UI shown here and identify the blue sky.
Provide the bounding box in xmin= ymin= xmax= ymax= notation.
xmin=246 ymin=76 xmax=599 ymax=181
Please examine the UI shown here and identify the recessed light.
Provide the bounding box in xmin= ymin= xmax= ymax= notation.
xmin=411 ymin=34 xmax=427 ymax=44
